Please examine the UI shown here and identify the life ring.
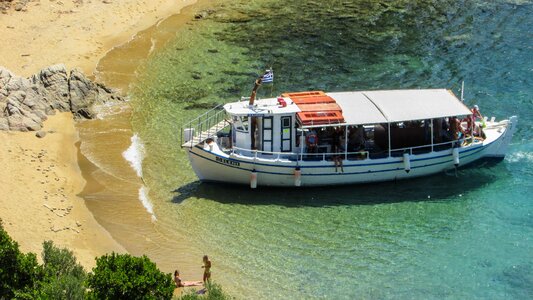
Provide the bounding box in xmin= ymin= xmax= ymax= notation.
xmin=306 ymin=134 xmax=318 ymax=147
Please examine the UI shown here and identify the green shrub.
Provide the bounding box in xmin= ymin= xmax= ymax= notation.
xmin=36 ymin=240 xmax=87 ymax=300
xmin=87 ymin=252 xmax=175 ymax=300
xmin=175 ymin=281 xmax=232 ymax=300
xmin=0 ymin=219 xmax=42 ymax=299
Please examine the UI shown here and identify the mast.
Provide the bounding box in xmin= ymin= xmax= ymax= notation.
xmin=249 ymin=74 xmax=263 ymax=149
xmin=249 ymin=76 xmax=263 ymax=106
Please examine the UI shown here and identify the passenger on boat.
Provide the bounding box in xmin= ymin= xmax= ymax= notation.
xmin=465 ymin=105 xmax=486 ymax=139
xmin=348 ymin=125 xmax=365 ymax=151
xmin=306 ymin=129 xmax=318 ymax=153
xmin=331 ymin=128 xmax=344 ymax=172
xmin=433 ymin=118 xmax=443 ymax=143
xmin=449 ymin=116 xmax=465 ymax=142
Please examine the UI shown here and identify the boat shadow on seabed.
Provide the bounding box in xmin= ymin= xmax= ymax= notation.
xmin=171 ymin=158 xmax=508 ymax=207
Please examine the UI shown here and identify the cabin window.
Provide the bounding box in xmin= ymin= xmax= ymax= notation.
xmin=234 ymin=116 xmax=249 ymax=132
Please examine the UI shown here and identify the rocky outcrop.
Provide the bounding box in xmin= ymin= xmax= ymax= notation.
xmin=0 ymin=65 xmax=123 ymax=131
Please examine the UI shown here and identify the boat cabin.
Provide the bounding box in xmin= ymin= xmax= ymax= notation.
xmin=221 ymin=89 xmax=474 ymax=160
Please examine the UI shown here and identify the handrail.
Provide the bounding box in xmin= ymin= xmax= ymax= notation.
xmin=229 ymin=135 xmax=477 ymax=162
xmin=230 ymin=146 xmax=370 ymax=161
xmin=180 ymin=105 xmax=228 ymax=147
xmin=390 ymin=136 xmax=478 ymax=155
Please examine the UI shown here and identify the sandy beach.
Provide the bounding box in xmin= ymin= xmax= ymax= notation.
xmin=0 ymin=0 xmax=196 ymax=77
xmin=0 ymin=112 xmax=126 ymax=268
xmin=0 ymin=0 xmax=197 ymax=269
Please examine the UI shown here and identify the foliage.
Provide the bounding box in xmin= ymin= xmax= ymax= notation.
xmin=87 ymin=252 xmax=175 ymax=300
xmin=0 ymin=219 xmax=42 ymax=299
xmin=36 ymin=240 xmax=87 ymax=300
xmin=175 ymin=281 xmax=232 ymax=300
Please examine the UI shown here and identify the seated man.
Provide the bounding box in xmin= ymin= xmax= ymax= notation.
xmin=306 ymin=129 xmax=318 ymax=153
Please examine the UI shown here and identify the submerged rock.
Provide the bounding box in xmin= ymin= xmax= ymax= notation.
xmin=0 ymin=65 xmax=123 ymax=131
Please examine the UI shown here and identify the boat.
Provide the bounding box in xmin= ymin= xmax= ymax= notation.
xmin=180 ymin=78 xmax=517 ymax=188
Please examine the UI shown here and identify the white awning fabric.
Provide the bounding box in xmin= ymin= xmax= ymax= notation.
xmin=310 ymin=89 xmax=472 ymax=127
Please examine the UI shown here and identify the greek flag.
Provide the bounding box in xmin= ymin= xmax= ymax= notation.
xmin=262 ymin=70 xmax=273 ymax=83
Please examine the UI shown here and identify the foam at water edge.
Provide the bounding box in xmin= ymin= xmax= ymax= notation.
xmin=93 ymin=101 xmax=130 ymax=120
xmin=122 ymin=133 xmax=145 ymax=178
xmin=139 ymin=185 xmax=157 ymax=222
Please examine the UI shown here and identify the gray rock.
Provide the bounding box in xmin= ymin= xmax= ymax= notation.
xmin=0 ymin=66 xmax=13 ymax=87
xmin=7 ymin=113 xmax=41 ymax=131
xmin=69 ymin=68 xmax=99 ymax=118
xmin=0 ymin=65 xmax=123 ymax=131
xmin=35 ymin=131 xmax=47 ymax=138
xmin=31 ymin=64 xmax=70 ymax=111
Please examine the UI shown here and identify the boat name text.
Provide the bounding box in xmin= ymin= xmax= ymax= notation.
xmin=216 ymin=157 xmax=240 ymax=166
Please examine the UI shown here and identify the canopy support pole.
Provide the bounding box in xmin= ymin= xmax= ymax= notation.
xmin=387 ymin=123 xmax=391 ymax=157
xmin=430 ymin=119 xmax=434 ymax=152
xmin=344 ymin=125 xmax=348 ymax=160
xmin=299 ymin=130 xmax=305 ymax=161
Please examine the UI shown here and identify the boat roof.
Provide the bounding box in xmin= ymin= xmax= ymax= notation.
xmin=224 ymin=89 xmax=472 ymax=126
xmin=223 ymin=97 xmax=300 ymax=116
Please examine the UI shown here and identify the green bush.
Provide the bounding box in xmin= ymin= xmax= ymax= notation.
xmin=36 ymin=240 xmax=87 ymax=300
xmin=87 ymin=252 xmax=175 ymax=300
xmin=175 ymin=281 xmax=232 ymax=300
xmin=0 ymin=219 xmax=42 ymax=299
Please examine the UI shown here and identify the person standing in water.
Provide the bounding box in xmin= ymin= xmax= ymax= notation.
xmin=202 ymin=255 xmax=211 ymax=283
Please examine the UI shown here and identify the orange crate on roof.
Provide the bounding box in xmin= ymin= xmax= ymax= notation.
xmin=281 ymin=91 xmax=325 ymax=98
xmin=291 ymin=95 xmax=336 ymax=105
xmin=297 ymin=111 xmax=345 ymax=126
xmin=296 ymin=103 xmax=342 ymax=112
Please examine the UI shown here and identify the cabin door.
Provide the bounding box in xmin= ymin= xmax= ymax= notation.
xmin=280 ymin=116 xmax=292 ymax=152
xmin=262 ymin=117 xmax=273 ymax=152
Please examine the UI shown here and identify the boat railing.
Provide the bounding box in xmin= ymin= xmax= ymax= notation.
xmin=390 ymin=136 xmax=480 ymax=156
xmin=180 ymin=105 xmax=229 ymax=148
xmin=231 ymin=136 xmax=480 ymax=162
xmin=231 ymin=146 xmax=370 ymax=162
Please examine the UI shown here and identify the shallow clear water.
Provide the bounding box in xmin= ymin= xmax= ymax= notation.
xmin=125 ymin=0 xmax=532 ymax=298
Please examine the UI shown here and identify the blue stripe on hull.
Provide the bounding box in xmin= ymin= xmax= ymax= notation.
xmin=189 ymin=144 xmax=487 ymax=177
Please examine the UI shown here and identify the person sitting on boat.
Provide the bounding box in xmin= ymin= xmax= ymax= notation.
xmin=449 ymin=116 xmax=465 ymax=145
xmin=306 ymin=129 xmax=318 ymax=153
xmin=466 ymin=105 xmax=486 ymax=139
xmin=348 ymin=125 xmax=365 ymax=151
xmin=332 ymin=143 xmax=344 ymax=173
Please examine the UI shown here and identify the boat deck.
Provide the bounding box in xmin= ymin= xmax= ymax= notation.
xmin=181 ymin=120 xmax=227 ymax=148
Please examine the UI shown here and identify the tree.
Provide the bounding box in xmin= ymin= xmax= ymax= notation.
xmin=36 ymin=240 xmax=87 ymax=300
xmin=87 ymin=253 xmax=175 ymax=300
xmin=0 ymin=219 xmax=42 ymax=299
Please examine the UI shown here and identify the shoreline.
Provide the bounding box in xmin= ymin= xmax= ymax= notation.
xmin=0 ymin=0 xmax=197 ymax=77
xmin=0 ymin=0 xmax=201 ymax=270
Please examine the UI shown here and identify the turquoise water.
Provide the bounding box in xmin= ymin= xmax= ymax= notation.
xmin=129 ymin=0 xmax=532 ymax=298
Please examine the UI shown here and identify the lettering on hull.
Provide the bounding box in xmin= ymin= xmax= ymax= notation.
xmin=216 ymin=156 xmax=240 ymax=167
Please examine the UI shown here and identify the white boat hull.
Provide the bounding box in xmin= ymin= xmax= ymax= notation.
xmin=186 ymin=117 xmax=517 ymax=187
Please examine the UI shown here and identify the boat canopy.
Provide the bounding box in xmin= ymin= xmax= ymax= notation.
xmin=223 ymin=89 xmax=472 ymax=128
xmin=302 ymin=89 xmax=472 ymax=128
